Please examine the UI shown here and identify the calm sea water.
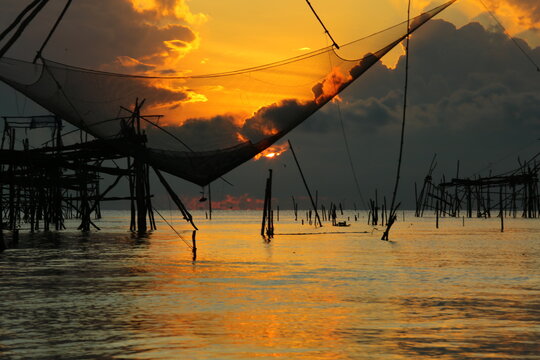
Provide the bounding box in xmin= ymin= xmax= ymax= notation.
xmin=0 ymin=210 xmax=538 ymax=359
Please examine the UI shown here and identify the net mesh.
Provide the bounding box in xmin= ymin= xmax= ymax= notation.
xmin=0 ymin=1 xmax=454 ymax=185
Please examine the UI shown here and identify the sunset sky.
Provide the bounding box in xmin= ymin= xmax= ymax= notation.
xmin=0 ymin=0 xmax=539 ymax=209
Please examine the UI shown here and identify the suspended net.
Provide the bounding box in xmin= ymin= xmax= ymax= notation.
xmin=0 ymin=1 xmax=455 ymax=186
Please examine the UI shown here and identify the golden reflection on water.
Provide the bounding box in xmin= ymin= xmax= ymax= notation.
xmin=0 ymin=210 xmax=538 ymax=359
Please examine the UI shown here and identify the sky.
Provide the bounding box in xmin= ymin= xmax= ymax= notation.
xmin=0 ymin=0 xmax=539 ymax=211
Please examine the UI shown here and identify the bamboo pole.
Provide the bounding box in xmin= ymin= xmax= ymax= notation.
xmin=287 ymin=140 xmax=322 ymax=227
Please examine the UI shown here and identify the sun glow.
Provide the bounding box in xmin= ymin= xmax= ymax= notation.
xmin=254 ymin=143 xmax=289 ymax=160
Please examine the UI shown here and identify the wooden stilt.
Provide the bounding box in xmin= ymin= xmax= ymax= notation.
xmin=261 ymin=169 xmax=274 ymax=237
xmin=192 ymin=230 xmax=197 ymax=262
xmin=208 ymin=183 xmax=212 ymax=220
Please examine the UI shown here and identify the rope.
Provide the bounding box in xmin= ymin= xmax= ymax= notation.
xmin=15 ymin=1 xmax=456 ymax=81
xmin=335 ymin=101 xmax=368 ymax=209
xmin=478 ymin=0 xmax=540 ymax=72
xmin=43 ymin=62 xmax=91 ymax=134
xmin=153 ymin=208 xmax=193 ymax=249
xmin=33 ymin=0 xmax=73 ymax=64
xmin=323 ymin=34 xmax=367 ymax=210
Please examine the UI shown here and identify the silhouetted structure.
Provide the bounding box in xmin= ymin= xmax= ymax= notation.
xmin=0 ymin=113 xmax=158 ymax=236
xmin=415 ymin=154 xmax=540 ymax=220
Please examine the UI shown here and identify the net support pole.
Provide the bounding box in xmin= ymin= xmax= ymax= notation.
xmin=33 ymin=0 xmax=73 ymax=63
xmin=153 ymin=167 xmax=198 ymax=231
xmin=381 ymin=0 xmax=412 ymax=241
xmin=0 ymin=0 xmax=49 ymax=58
xmin=0 ymin=0 xmax=42 ymax=42
xmin=287 ymin=140 xmax=322 ymax=227
xmin=304 ymin=0 xmax=339 ymax=49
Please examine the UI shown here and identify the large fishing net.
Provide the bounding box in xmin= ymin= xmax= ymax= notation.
xmin=0 ymin=1 xmax=455 ymax=185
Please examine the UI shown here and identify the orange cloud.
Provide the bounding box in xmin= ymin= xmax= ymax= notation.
xmin=128 ymin=0 xmax=207 ymax=25
xmin=105 ymin=0 xmax=205 ymax=75
xmin=313 ymin=67 xmax=351 ymax=105
xmin=254 ymin=143 xmax=289 ymax=160
xmin=483 ymin=0 xmax=540 ymax=29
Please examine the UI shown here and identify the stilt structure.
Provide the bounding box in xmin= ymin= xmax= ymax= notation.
xmin=0 ymin=107 xmax=196 ymax=239
xmin=415 ymin=154 xmax=540 ymax=222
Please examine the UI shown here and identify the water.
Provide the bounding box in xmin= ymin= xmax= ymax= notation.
xmin=1 ymin=210 xmax=539 ymax=359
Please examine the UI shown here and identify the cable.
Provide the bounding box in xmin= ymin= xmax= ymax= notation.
xmin=323 ymin=34 xmax=367 ymax=210
xmin=335 ymin=101 xmax=368 ymax=209
xmin=478 ymin=0 xmax=540 ymax=72
xmin=153 ymin=208 xmax=193 ymax=249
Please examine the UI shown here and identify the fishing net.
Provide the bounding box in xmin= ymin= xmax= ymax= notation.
xmin=0 ymin=1 xmax=455 ymax=185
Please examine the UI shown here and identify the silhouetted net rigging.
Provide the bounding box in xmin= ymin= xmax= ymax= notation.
xmin=0 ymin=1 xmax=455 ymax=186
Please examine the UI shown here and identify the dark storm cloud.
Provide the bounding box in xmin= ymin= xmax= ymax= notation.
xmin=336 ymin=19 xmax=540 ymax=135
xmin=241 ymin=99 xmax=317 ymax=143
xmin=151 ymin=115 xmax=241 ymax=151
xmin=259 ymin=18 xmax=540 ymax=208
xmin=0 ymin=0 xmax=196 ymax=68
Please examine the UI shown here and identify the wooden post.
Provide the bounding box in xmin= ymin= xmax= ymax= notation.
xmin=208 ymin=183 xmax=212 ymax=220
xmin=144 ymin=164 xmax=156 ymax=230
xmin=261 ymin=169 xmax=273 ymax=237
xmin=292 ymin=196 xmax=298 ymax=221
xmin=192 ymin=230 xmax=197 ymax=261
xmin=153 ymin=167 xmax=198 ymax=230
xmin=135 ymin=159 xmax=147 ymax=233
xmin=128 ymin=157 xmax=136 ymax=231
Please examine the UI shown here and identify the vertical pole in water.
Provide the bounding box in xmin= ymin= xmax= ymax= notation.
xmin=315 ymin=190 xmax=318 ymax=214
xmin=500 ymin=185 xmax=504 ymax=233
xmin=133 ymin=101 xmax=147 ymax=233
xmin=145 ymin=164 xmax=156 ymax=230
xmin=261 ymin=169 xmax=272 ymax=236
xmin=288 ymin=140 xmax=322 ymax=227
xmin=208 ymin=183 xmax=212 ymax=220
xmin=266 ymin=170 xmax=273 ymax=236
xmin=135 ymin=160 xmax=147 ymax=233
xmin=291 ymin=196 xmax=298 ymax=221
xmin=128 ymin=157 xmax=136 ymax=232
xmin=192 ymin=230 xmax=197 ymax=261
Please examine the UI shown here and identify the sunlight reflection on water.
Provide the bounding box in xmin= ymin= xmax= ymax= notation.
xmin=0 ymin=210 xmax=539 ymax=359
